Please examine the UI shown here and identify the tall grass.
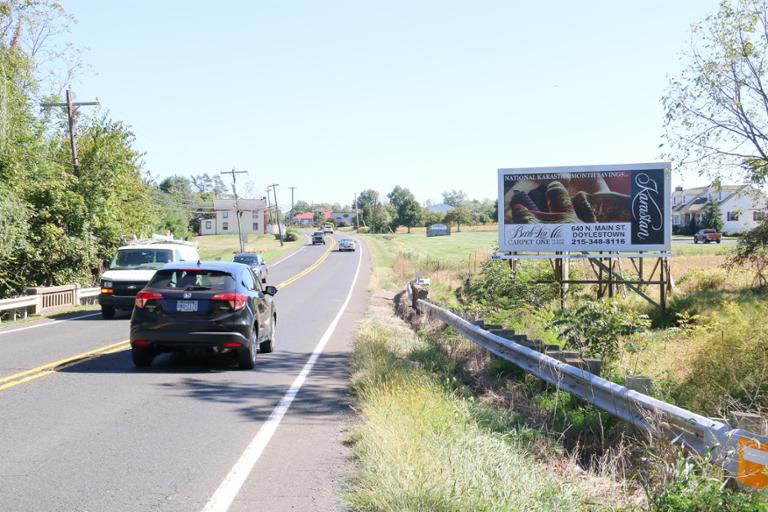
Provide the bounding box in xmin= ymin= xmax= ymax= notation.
xmin=349 ymin=318 xmax=600 ymax=511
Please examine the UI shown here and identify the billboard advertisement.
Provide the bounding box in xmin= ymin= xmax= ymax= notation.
xmin=498 ymin=163 xmax=671 ymax=252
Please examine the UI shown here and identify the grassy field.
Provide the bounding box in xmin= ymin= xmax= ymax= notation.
xmin=360 ymin=231 xmax=497 ymax=303
xmin=193 ymin=233 xmax=302 ymax=263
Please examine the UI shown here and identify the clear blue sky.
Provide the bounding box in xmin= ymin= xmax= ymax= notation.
xmin=63 ymin=0 xmax=720 ymax=208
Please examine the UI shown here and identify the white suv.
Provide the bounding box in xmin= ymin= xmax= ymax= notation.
xmin=323 ymin=224 xmax=334 ymax=234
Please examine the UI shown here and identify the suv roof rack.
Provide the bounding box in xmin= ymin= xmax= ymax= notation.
xmin=123 ymin=234 xmax=198 ymax=248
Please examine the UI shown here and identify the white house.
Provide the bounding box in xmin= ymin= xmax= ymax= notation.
xmin=671 ymin=184 xmax=766 ymax=233
xmin=199 ymin=198 xmax=268 ymax=236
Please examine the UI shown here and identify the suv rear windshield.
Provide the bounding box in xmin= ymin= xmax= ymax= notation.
xmin=313 ymin=232 xmax=323 ymax=236
xmin=234 ymin=255 xmax=262 ymax=265
xmin=110 ymin=249 xmax=173 ymax=270
xmin=148 ymin=269 xmax=235 ymax=291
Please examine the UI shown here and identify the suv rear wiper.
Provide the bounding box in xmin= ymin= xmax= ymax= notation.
xmin=184 ymin=285 xmax=212 ymax=291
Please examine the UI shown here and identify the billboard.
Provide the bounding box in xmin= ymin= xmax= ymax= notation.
xmin=498 ymin=163 xmax=671 ymax=252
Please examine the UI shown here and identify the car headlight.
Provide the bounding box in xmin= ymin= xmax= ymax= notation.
xmin=103 ymin=281 xmax=113 ymax=288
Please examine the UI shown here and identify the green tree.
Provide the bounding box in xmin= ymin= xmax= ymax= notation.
xmin=0 ymin=6 xmax=158 ymax=295
xmin=387 ymin=186 xmax=422 ymax=233
xmin=663 ymin=0 xmax=768 ymax=184
xmin=442 ymin=189 xmax=467 ymax=208
xmin=355 ymin=189 xmax=379 ymax=229
xmin=72 ymin=117 xmax=156 ymax=254
xmin=421 ymin=210 xmax=445 ymax=227
xmin=152 ymin=188 xmax=191 ymax=239
xmin=289 ymin=200 xmax=311 ymax=217
xmin=700 ymin=198 xmax=725 ymax=231
xmin=444 ymin=207 xmax=472 ymax=232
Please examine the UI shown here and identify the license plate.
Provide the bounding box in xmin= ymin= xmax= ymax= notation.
xmin=176 ymin=300 xmax=198 ymax=312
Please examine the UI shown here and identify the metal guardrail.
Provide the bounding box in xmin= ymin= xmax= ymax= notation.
xmin=408 ymin=283 xmax=768 ymax=490
xmin=0 ymin=285 xmax=101 ymax=322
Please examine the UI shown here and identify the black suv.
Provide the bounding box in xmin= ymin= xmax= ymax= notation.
xmin=312 ymin=231 xmax=325 ymax=245
xmin=129 ymin=261 xmax=277 ymax=369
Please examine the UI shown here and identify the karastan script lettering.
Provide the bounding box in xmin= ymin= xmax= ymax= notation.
xmin=632 ymin=173 xmax=663 ymax=240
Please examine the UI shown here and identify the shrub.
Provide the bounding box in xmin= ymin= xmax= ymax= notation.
xmin=728 ymin=220 xmax=768 ymax=287
xmin=677 ymin=268 xmax=728 ymax=293
xmin=282 ymin=228 xmax=299 ymax=242
xmin=553 ymin=300 xmax=649 ymax=366
xmin=641 ymin=453 xmax=768 ymax=512
xmin=671 ymin=301 xmax=768 ymax=415
xmin=466 ymin=259 xmax=557 ymax=310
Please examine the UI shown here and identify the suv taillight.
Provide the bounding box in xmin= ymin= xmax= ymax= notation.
xmin=212 ymin=293 xmax=248 ymax=311
xmin=135 ymin=290 xmax=163 ymax=308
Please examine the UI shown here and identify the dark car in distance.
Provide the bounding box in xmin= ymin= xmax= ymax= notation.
xmin=233 ymin=252 xmax=268 ymax=282
xmin=129 ymin=261 xmax=277 ymax=370
xmin=312 ymin=231 xmax=326 ymax=245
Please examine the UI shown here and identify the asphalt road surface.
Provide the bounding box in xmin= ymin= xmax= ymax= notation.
xmin=0 ymin=234 xmax=369 ymax=511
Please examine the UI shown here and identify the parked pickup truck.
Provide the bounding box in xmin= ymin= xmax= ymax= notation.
xmin=693 ymin=229 xmax=722 ymax=244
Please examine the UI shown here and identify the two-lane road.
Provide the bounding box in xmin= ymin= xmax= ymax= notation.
xmin=0 ymin=234 xmax=369 ymax=511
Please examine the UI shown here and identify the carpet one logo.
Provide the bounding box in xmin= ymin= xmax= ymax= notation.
xmin=631 ymin=170 xmax=665 ymax=245
xmin=507 ymin=224 xmax=565 ymax=246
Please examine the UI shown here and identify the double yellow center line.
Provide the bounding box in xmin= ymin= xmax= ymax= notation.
xmin=0 ymin=239 xmax=337 ymax=392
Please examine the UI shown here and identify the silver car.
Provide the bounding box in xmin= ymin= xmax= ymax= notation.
xmin=338 ymin=239 xmax=356 ymax=252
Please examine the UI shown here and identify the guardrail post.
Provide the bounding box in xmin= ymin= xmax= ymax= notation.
xmin=625 ymin=376 xmax=653 ymax=395
xmin=411 ymin=284 xmax=428 ymax=313
xmin=729 ymin=412 xmax=765 ymax=436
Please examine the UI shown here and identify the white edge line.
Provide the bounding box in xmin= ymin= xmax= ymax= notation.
xmin=201 ymin=242 xmax=364 ymax=512
xmin=0 ymin=312 xmax=102 ymax=336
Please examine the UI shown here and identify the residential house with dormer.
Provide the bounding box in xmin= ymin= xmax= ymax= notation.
xmin=671 ymin=184 xmax=766 ymax=233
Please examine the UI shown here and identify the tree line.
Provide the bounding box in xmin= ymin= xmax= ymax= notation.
xmin=0 ymin=2 xmax=226 ymax=298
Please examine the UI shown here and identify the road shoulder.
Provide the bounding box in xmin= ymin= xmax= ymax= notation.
xmin=227 ymin=243 xmax=371 ymax=512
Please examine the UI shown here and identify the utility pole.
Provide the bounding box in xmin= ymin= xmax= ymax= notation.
xmin=354 ymin=193 xmax=360 ymax=232
xmin=40 ymin=86 xmax=99 ymax=177
xmin=289 ymin=186 xmax=297 ymax=225
xmin=267 ymin=183 xmax=284 ymax=246
xmin=265 ymin=189 xmax=273 ymax=225
xmin=221 ymin=168 xmax=248 ymax=253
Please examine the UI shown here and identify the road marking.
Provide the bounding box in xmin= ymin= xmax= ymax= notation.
xmin=201 ymin=241 xmax=363 ymax=512
xmin=0 ymin=339 xmax=130 ymax=391
xmin=0 ymin=312 xmax=102 ymax=336
xmin=0 ymin=237 xmax=338 ymax=393
xmin=276 ymin=237 xmax=335 ymax=288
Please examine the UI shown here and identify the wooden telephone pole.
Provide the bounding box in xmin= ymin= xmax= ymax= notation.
xmin=221 ymin=168 xmax=248 ymax=253
xmin=267 ymin=183 xmax=284 ymax=246
xmin=40 ymin=87 xmax=99 ymax=176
